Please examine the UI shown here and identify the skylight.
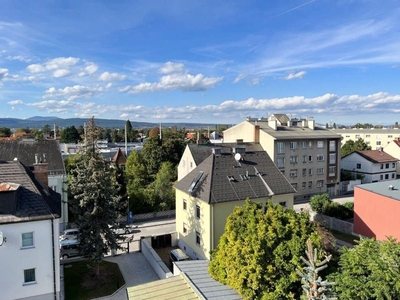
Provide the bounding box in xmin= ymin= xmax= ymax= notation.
xmin=188 ymin=171 xmax=204 ymax=193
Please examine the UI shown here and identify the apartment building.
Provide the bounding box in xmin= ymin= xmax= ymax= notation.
xmin=223 ymin=114 xmax=342 ymax=202
xmin=331 ymin=128 xmax=400 ymax=149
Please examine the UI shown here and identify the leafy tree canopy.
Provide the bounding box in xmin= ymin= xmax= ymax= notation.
xmin=0 ymin=127 xmax=11 ymax=137
xmin=60 ymin=125 xmax=81 ymax=143
xmin=330 ymin=237 xmax=400 ymax=300
xmin=209 ymin=199 xmax=323 ymax=300
xmin=341 ymin=138 xmax=371 ymax=157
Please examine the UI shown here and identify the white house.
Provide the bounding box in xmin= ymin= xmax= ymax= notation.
xmin=383 ymin=139 xmax=400 ymax=176
xmin=341 ymin=150 xmax=398 ymax=183
xmin=0 ymin=161 xmax=61 ymax=300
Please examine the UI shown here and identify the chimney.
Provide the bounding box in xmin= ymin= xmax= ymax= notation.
xmin=33 ymin=162 xmax=49 ymax=191
xmin=308 ymin=119 xmax=315 ymax=130
xmin=268 ymin=119 xmax=277 ymax=130
xmin=254 ymin=125 xmax=260 ymax=143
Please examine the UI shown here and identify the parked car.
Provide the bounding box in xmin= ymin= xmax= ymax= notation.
xmin=59 ymin=239 xmax=80 ymax=259
xmin=169 ymin=248 xmax=190 ymax=267
xmin=109 ymin=223 xmax=135 ymax=235
xmin=59 ymin=228 xmax=79 ymax=241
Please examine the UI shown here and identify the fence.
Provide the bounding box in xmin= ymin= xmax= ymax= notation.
xmin=117 ymin=210 xmax=175 ymax=224
xmin=310 ymin=211 xmax=354 ymax=235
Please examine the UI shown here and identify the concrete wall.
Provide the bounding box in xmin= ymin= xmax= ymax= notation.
xmin=354 ymin=186 xmax=400 ymax=240
xmin=223 ymin=121 xmax=255 ymax=143
xmin=310 ymin=212 xmax=354 ymax=235
xmin=140 ymin=238 xmax=173 ymax=279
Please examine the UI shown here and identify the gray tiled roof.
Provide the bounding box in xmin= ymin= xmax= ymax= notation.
xmin=188 ymin=143 xmax=263 ymax=166
xmin=0 ymin=140 xmax=65 ymax=174
xmin=0 ymin=161 xmax=60 ymax=223
xmin=175 ymin=150 xmax=295 ymax=204
xmin=175 ymin=260 xmax=242 ymax=299
xmin=356 ymin=179 xmax=400 ymax=201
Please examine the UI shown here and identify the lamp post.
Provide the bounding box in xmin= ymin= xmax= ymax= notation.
xmin=127 ymin=196 xmax=130 ymax=225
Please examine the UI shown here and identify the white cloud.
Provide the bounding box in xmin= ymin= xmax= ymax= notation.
xmin=233 ymin=73 xmax=247 ymax=83
xmin=44 ymin=84 xmax=111 ymax=101
xmin=79 ymin=62 xmax=99 ymax=77
xmin=6 ymin=55 xmax=31 ymax=62
xmin=284 ymin=71 xmax=306 ymax=80
xmin=26 ymin=57 xmax=80 ymax=78
xmin=7 ymin=100 xmax=23 ymax=105
xmin=53 ymin=69 xmax=71 ymax=78
xmin=98 ymin=71 xmax=126 ymax=81
xmin=0 ymin=68 xmax=9 ymax=79
xmin=158 ymin=62 xmax=185 ymax=74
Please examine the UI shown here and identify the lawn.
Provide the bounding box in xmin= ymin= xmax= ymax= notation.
xmin=330 ymin=229 xmax=360 ymax=245
xmin=64 ymin=260 xmax=125 ymax=300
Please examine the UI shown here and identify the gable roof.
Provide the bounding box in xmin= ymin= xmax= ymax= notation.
xmin=111 ymin=148 xmax=127 ymax=165
xmin=0 ymin=161 xmax=60 ymax=223
xmin=0 ymin=140 xmax=65 ymax=175
xmin=175 ymin=260 xmax=242 ymax=299
xmin=127 ymin=274 xmax=200 ymax=300
xmin=351 ymin=150 xmax=398 ymax=163
xmin=175 ymin=150 xmax=295 ymax=204
xmin=271 ymin=113 xmax=290 ymax=125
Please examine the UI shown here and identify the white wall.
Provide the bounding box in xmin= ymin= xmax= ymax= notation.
xmin=140 ymin=238 xmax=173 ymax=279
xmin=0 ymin=219 xmax=60 ymax=300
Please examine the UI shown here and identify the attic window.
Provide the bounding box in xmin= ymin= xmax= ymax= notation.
xmin=227 ymin=175 xmax=235 ymax=182
xmin=188 ymin=171 xmax=204 ymax=193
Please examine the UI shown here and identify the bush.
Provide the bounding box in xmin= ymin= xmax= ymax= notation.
xmin=310 ymin=193 xmax=331 ymax=213
xmin=322 ymin=201 xmax=353 ymax=220
xmin=342 ymin=202 xmax=354 ymax=211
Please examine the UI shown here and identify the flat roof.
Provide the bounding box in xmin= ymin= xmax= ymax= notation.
xmin=355 ymin=179 xmax=400 ymax=201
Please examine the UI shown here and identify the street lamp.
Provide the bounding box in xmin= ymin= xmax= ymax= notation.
xmin=126 ymin=196 xmax=130 ymax=225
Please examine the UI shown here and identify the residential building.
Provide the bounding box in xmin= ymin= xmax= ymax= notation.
xmin=223 ymin=114 xmax=342 ymax=202
xmin=383 ymin=138 xmax=400 ymax=176
xmin=331 ymin=128 xmax=400 ymax=149
xmin=0 ymin=140 xmax=68 ymax=231
xmin=0 ymin=160 xmax=61 ymax=300
xmin=111 ymin=147 xmax=127 ymax=171
xmin=354 ymin=179 xmax=400 ymax=241
xmin=174 ymin=147 xmax=295 ymax=260
xmin=341 ymin=150 xmax=398 ymax=183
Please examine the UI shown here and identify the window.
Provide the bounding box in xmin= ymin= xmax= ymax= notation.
xmin=183 ymin=199 xmax=187 ymax=210
xmin=302 ymin=182 xmax=306 ymax=190
xmin=356 ymin=163 xmax=361 ymax=169
xmin=316 ymin=154 xmax=324 ymax=162
xmin=393 ymin=173 xmax=396 ymax=179
xmin=329 ymin=154 xmax=336 ymax=164
xmin=279 ymin=201 xmax=287 ymax=207
xmin=302 ymin=168 xmax=307 ymax=176
xmin=290 ymin=170 xmax=298 ymax=178
xmin=302 ymin=155 xmax=307 ymax=163
xmin=317 ymin=141 xmax=324 ymax=148
xmin=377 ymin=141 xmax=381 ymax=146
xmin=277 ymin=142 xmax=285 ymax=154
xmin=190 ymin=161 xmax=193 ymax=168
xmin=308 ymin=155 xmax=313 ymax=162
xmin=308 ymin=181 xmax=312 ymax=189
xmin=50 ymin=186 xmax=57 ymax=192
xmin=291 ymin=183 xmax=297 ymax=189
xmin=329 ymin=141 xmax=336 ymax=152
xmin=366 ymin=134 xmax=371 ymax=138
xmin=317 ymin=167 xmax=324 ymax=175
xmin=302 ymin=141 xmax=307 ymax=149
xmin=308 ymin=168 xmax=313 ymax=176
xmin=22 ymin=232 xmax=34 ymax=248
xmin=289 ymin=156 xmax=298 ymax=164
xmin=24 ymin=269 xmax=36 ymax=284
xmin=329 ymin=166 xmax=336 ymax=176
xmin=393 ymin=163 xmax=396 ymax=168
xmin=388 ymin=135 xmax=393 ymax=138
xmin=386 ymin=163 xmax=389 ymax=169
xmin=277 ymin=157 xmax=285 ymax=169
xmin=309 ymin=141 xmax=313 ymax=148
xmin=380 ymin=174 xmax=383 ymax=180
xmin=317 ymin=180 xmax=324 ymax=188
xmin=381 ymin=164 xmax=384 ymax=169
xmin=355 ymin=134 xmax=360 ymax=139
xmin=195 ymin=205 xmax=200 ymax=219
xmin=183 ymin=223 xmax=188 ymax=235
xmin=195 ymin=231 xmax=201 ymax=245
xmin=290 ymin=141 xmax=298 ymax=150
xmin=385 ymin=174 xmax=389 ymax=179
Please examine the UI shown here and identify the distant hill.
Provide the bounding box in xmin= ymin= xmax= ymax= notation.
xmin=0 ymin=117 xmax=223 ymax=130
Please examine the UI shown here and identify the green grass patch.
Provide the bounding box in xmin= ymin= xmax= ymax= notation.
xmin=64 ymin=260 xmax=125 ymax=300
xmin=330 ymin=229 xmax=360 ymax=245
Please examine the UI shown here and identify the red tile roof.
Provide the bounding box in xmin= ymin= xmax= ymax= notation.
xmin=356 ymin=150 xmax=398 ymax=163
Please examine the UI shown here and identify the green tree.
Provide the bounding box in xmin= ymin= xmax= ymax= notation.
xmin=0 ymin=127 xmax=11 ymax=137
xmin=341 ymin=138 xmax=371 ymax=157
xmin=42 ymin=124 xmax=52 ymax=134
xmin=147 ymin=162 xmax=175 ymax=211
xmin=33 ymin=129 xmax=44 ymax=141
xmin=68 ymin=117 xmax=124 ymax=277
xmin=209 ymin=200 xmax=323 ymax=300
xmin=310 ymin=193 xmax=331 ymax=213
xmin=60 ymin=125 xmax=81 ymax=143
xmin=141 ymin=137 xmax=163 ymax=175
xmin=330 ymin=237 xmax=400 ymax=299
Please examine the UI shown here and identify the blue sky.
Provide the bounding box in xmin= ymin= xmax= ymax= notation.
xmin=1 ymin=0 xmax=400 ymax=125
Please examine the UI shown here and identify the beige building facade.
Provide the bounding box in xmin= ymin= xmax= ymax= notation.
xmin=331 ymin=128 xmax=400 ymax=149
xmin=223 ymin=114 xmax=342 ymax=202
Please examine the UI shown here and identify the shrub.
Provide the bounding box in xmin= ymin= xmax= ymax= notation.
xmin=310 ymin=193 xmax=331 ymax=213
xmin=322 ymin=202 xmax=353 ymax=220
xmin=342 ymin=202 xmax=354 ymax=211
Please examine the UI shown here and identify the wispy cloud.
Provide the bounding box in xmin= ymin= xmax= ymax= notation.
xmin=284 ymin=71 xmax=306 ymax=80
xmin=98 ymin=72 xmax=126 ymax=82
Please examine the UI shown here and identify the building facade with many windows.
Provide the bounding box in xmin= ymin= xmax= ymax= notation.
xmin=223 ymin=114 xmax=342 ymax=202
xmin=331 ymin=128 xmax=400 ymax=149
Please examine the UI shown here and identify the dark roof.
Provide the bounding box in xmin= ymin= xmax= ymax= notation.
xmin=112 ymin=148 xmax=127 ymax=165
xmin=352 ymin=150 xmax=398 ymax=163
xmin=0 ymin=140 xmax=65 ymax=175
xmin=188 ymin=143 xmax=264 ymax=166
xmin=175 ymin=150 xmax=295 ymax=204
xmin=0 ymin=161 xmax=60 ymax=223
xmin=175 ymin=260 xmax=242 ymax=300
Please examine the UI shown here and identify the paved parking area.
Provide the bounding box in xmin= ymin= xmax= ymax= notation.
xmin=93 ymin=252 xmax=160 ymax=300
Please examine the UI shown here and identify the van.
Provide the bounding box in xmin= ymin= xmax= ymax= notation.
xmin=60 ymin=239 xmax=80 ymax=259
xmin=169 ymin=249 xmax=190 ymax=266
xmin=59 ymin=228 xmax=79 ymax=241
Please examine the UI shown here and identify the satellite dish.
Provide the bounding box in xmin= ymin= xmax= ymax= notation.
xmin=0 ymin=231 xmax=3 ymax=246
xmin=234 ymin=153 xmax=241 ymax=161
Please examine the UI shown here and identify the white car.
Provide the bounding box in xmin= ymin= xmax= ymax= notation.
xmin=59 ymin=228 xmax=79 ymax=241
